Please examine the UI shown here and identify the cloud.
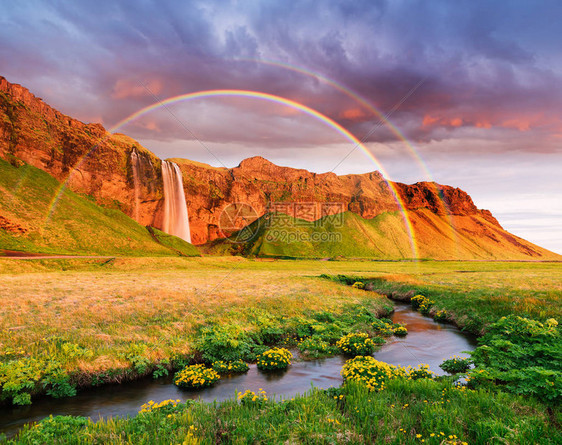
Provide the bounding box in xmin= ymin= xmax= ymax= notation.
xmin=1 ymin=0 xmax=561 ymax=152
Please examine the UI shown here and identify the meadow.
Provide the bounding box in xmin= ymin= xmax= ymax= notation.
xmin=0 ymin=257 xmax=560 ymax=443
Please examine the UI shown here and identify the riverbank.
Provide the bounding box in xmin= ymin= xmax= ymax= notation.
xmin=1 ymin=304 xmax=476 ymax=438
xmin=1 ymin=258 xmax=561 ymax=443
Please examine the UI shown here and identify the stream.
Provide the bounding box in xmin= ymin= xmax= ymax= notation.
xmin=0 ymin=304 xmax=476 ymax=438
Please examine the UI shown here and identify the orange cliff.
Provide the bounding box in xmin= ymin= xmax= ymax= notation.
xmin=0 ymin=75 xmax=558 ymax=259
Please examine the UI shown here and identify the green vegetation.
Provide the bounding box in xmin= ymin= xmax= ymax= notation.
xmin=371 ymin=317 xmax=408 ymax=336
xmin=440 ymin=356 xmax=472 ymax=374
xmin=7 ymin=379 xmax=559 ymax=444
xmin=0 ymin=158 xmax=198 ymax=256
xmin=256 ymin=348 xmax=292 ymax=371
xmin=326 ymin=261 xmax=562 ymax=333
xmin=1 ymin=258 xmax=561 ymax=442
xmin=331 ymin=271 xmax=562 ymax=406
xmin=206 ymin=209 xmax=561 ymax=261
xmin=468 ymin=315 xmax=561 ymax=404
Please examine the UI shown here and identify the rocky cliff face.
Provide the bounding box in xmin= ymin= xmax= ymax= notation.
xmin=0 ymin=76 xmax=163 ymax=227
xmin=0 ymin=75 xmax=501 ymax=246
xmin=175 ymin=156 xmax=501 ymax=244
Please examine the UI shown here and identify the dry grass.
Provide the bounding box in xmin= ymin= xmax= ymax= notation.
xmin=0 ymin=257 xmax=560 ymax=378
xmin=0 ymin=257 xmax=388 ymax=376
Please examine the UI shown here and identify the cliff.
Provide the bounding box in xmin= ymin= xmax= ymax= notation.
xmin=0 ymin=75 xmax=558 ymax=260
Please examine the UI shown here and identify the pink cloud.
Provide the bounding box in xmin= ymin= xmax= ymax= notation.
xmin=112 ymin=78 xmax=163 ymax=99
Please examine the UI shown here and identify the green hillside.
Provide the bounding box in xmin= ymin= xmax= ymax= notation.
xmin=0 ymin=159 xmax=199 ymax=257
xmin=205 ymin=210 xmax=561 ymax=260
xmin=205 ymin=211 xmax=414 ymax=259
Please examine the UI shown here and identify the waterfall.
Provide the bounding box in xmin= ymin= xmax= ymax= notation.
xmin=161 ymin=161 xmax=191 ymax=243
xmin=130 ymin=149 xmax=141 ymax=221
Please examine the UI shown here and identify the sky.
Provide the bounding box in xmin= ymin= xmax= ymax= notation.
xmin=1 ymin=0 xmax=561 ymax=253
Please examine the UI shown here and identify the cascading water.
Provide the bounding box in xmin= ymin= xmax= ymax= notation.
xmin=130 ymin=149 xmax=142 ymax=221
xmin=161 ymin=161 xmax=191 ymax=243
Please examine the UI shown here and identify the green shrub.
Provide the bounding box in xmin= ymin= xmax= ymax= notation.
xmin=440 ymin=356 xmax=472 ymax=374
xmin=468 ymin=315 xmax=561 ymax=404
xmin=196 ymin=324 xmax=255 ymax=362
xmin=174 ymin=364 xmax=220 ymax=389
xmin=336 ymin=333 xmax=378 ymax=356
xmin=256 ymin=348 xmax=292 ymax=371
xmin=212 ymin=360 xmax=249 ymax=374
xmin=352 ymin=281 xmax=365 ymax=289
xmin=297 ymin=336 xmax=338 ymax=359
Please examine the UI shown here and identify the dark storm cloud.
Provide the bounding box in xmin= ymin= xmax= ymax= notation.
xmin=1 ymin=0 xmax=561 ymax=149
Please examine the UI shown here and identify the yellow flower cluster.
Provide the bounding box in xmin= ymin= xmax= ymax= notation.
xmin=342 ymin=356 xmax=406 ymax=391
xmin=174 ymin=364 xmax=220 ymax=389
xmin=411 ymin=294 xmax=434 ymax=314
xmin=351 ymin=281 xmax=365 ymax=289
xmin=237 ymin=388 xmax=268 ymax=406
xmin=342 ymin=356 xmax=434 ymax=391
xmin=401 ymin=430 xmax=467 ymax=444
xmin=393 ymin=326 xmax=408 ymax=337
xmin=256 ymin=348 xmax=292 ymax=370
xmin=138 ymin=398 xmax=181 ymax=414
xmin=212 ymin=359 xmax=249 ymax=374
xmin=336 ymin=333 xmax=376 ymax=356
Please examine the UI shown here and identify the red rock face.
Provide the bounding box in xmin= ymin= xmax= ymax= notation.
xmin=0 ymin=75 xmax=500 ymax=246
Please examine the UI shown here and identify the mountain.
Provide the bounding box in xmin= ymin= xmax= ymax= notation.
xmin=0 ymin=75 xmax=559 ymax=260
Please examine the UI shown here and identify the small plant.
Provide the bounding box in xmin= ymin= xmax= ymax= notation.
xmin=237 ymin=388 xmax=268 ymax=407
xmin=405 ymin=364 xmax=435 ymax=380
xmin=212 ymin=360 xmax=249 ymax=374
xmin=256 ymin=348 xmax=292 ymax=371
xmin=196 ymin=323 xmax=255 ymax=363
xmin=393 ymin=326 xmax=408 ymax=336
xmin=174 ymin=364 xmax=220 ymax=389
xmin=434 ymin=309 xmax=449 ymax=322
xmin=371 ymin=319 xmax=395 ymax=336
xmin=153 ymin=360 xmax=170 ymax=379
xmin=440 ymin=356 xmax=472 ymax=374
xmin=138 ymin=398 xmax=182 ymax=414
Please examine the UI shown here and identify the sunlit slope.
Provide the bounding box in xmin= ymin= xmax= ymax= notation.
xmin=0 ymin=159 xmax=199 ymax=256
xmin=206 ymin=210 xmax=561 ymax=260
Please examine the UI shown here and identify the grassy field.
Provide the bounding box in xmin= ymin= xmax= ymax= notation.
xmin=1 ymin=258 xmax=561 ymax=443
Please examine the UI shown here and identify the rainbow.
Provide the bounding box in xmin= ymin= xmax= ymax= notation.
xmin=46 ymin=90 xmax=421 ymax=257
xmin=239 ymin=58 xmax=460 ymax=254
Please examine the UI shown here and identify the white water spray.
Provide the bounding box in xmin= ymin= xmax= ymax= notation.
xmin=130 ymin=149 xmax=141 ymax=221
xmin=161 ymin=161 xmax=191 ymax=243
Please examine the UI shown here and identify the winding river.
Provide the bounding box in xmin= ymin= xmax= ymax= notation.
xmin=0 ymin=304 xmax=476 ymax=438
